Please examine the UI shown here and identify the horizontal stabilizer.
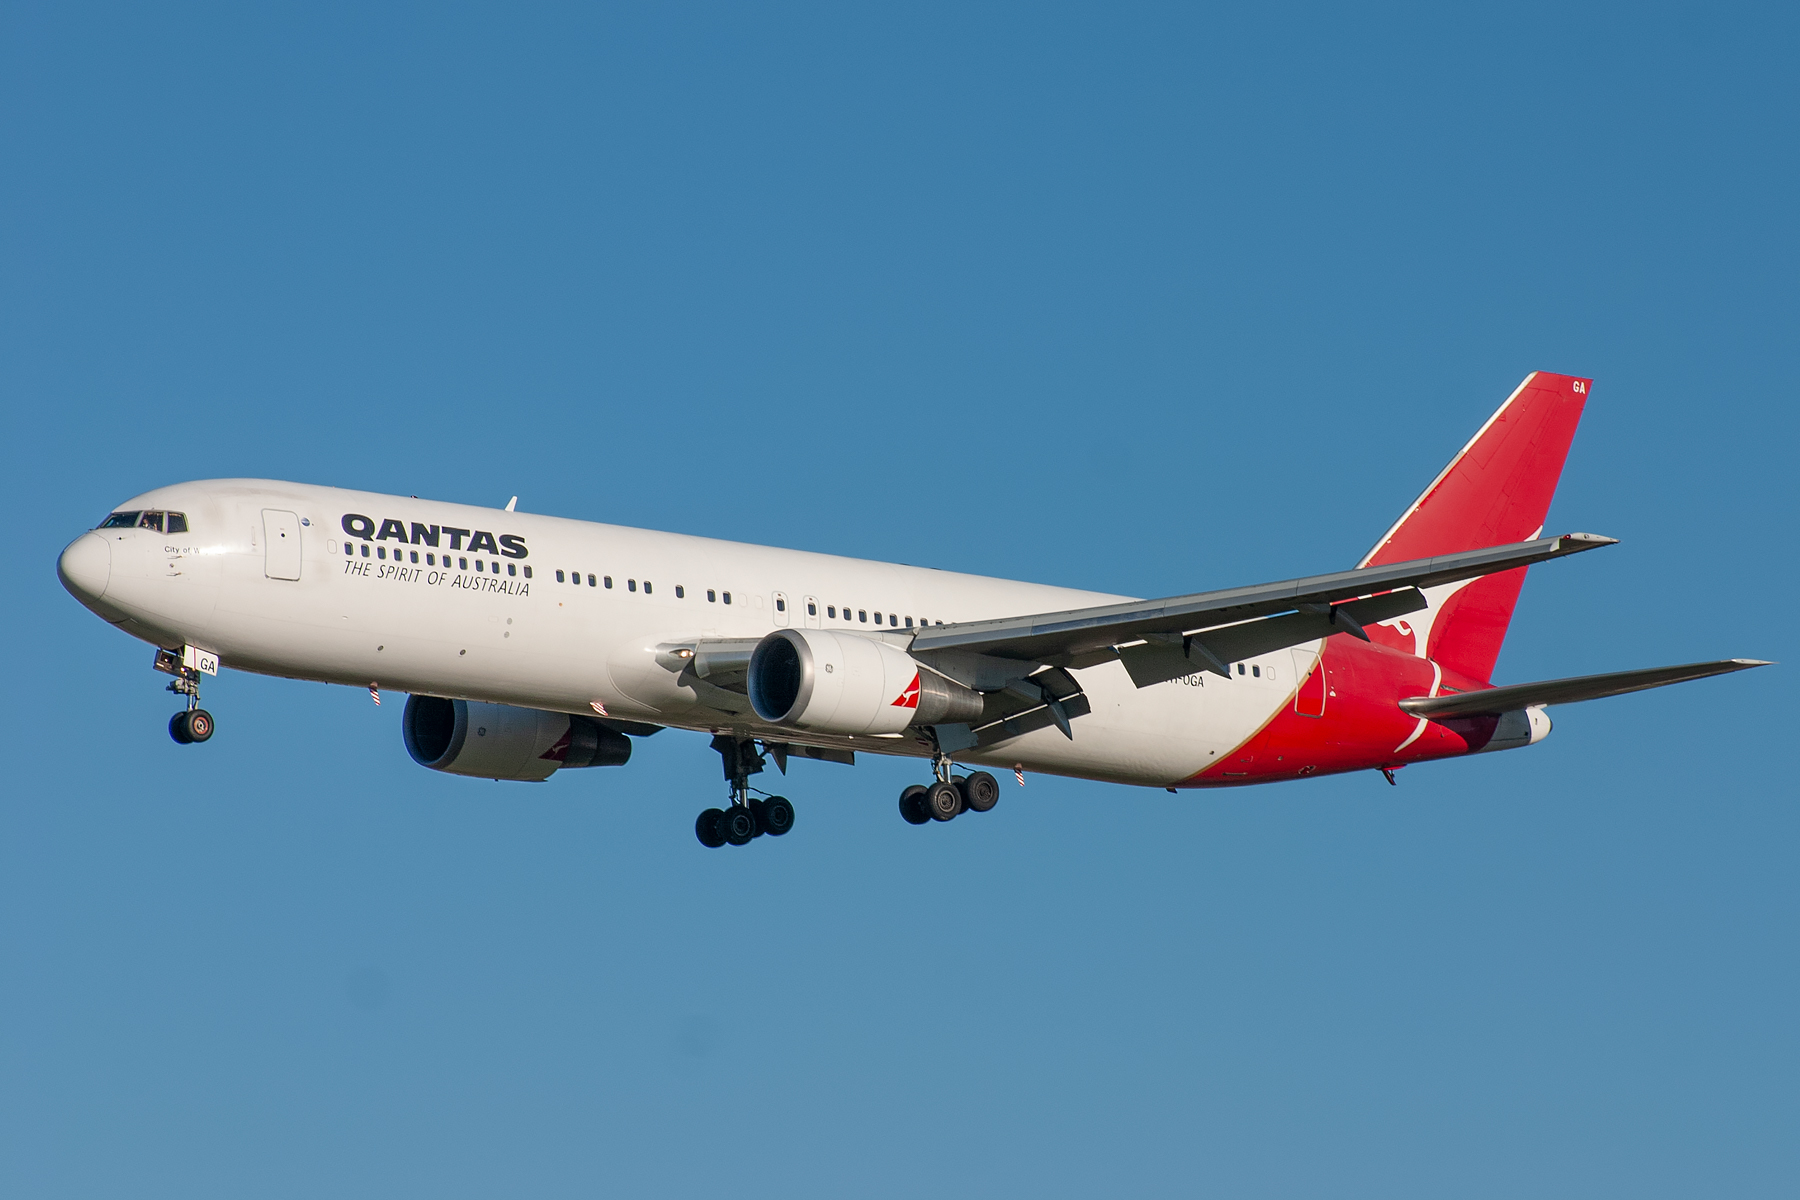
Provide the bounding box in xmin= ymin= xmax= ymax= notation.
xmin=1399 ymin=659 xmax=1771 ymax=718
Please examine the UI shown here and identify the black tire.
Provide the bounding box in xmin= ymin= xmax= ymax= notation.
xmin=169 ymin=712 xmax=194 ymax=744
xmin=722 ymin=806 xmax=757 ymax=846
xmin=899 ymin=785 xmax=931 ymax=825
xmin=747 ymin=796 xmax=768 ymax=835
xmin=695 ymin=808 xmax=727 ymax=848
xmin=925 ymin=779 xmax=963 ymax=822
xmin=761 ymin=796 xmax=795 ymax=836
xmin=960 ymin=770 xmax=1000 ymax=813
xmin=186 ymin=709 xmax=214 ymax=743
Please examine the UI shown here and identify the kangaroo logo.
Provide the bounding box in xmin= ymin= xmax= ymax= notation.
xmin=891 ymin=672 xmax=922 ymax=708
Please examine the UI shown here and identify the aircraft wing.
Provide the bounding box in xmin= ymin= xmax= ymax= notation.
xmin=908 ymin=532 xmax=1616 ymax=677
xmin=1398 ymin=658 xmax=1771 ymax=718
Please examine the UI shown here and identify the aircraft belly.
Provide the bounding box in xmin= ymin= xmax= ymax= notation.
xmin=951 ymin=657 xmax=1290 ymax=788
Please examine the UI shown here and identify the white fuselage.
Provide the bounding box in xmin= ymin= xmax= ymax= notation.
xmin=66 ymin=480 xmax=1314 ymax=787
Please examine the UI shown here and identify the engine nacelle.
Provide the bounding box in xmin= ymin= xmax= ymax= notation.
xmin=747 ymin=629 xmax=984 ymax=736
xmin=403 ymin=695 xmax=632 ymax=781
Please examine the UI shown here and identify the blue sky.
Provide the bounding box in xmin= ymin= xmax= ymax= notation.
xmin=3 ymin=4 xmax=1795 ymax=1196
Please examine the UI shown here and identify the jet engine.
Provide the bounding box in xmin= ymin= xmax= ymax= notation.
xmin=403 ymin=695 xmax=632 ymax=781
xmin=747 ymin=629 xmax=984 ymax=736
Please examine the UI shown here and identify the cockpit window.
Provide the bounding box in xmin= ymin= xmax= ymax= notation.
xmin=97 ymin=510 xmax=187 ymax=533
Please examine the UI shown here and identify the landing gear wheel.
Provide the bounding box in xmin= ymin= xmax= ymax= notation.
xmin=696 ymin=808 xmax=727 ymax=848
xmin=960 ymin=770 xmax=999 ymax=813
xmin=899 ymin=785 xmax=931 ymax=825
xmin=722 ymin=807 xmax=757 ymax=846
xmin=761 ymin=796 xmax=795 ymax=836
xmin=925 ymin=779 xmax=964 ymax=822
xmin=169 ymin=709 xmax=213 ymax=744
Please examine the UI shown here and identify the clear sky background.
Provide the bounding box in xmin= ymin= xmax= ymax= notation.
xmin=3 ymin=4 xmax=1795 ymax=1196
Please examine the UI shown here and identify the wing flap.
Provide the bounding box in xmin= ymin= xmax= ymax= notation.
xmin=1398 ymin=659 xmax=1771 ymax=718
xmin=1119 ymin=589 xmax=1429 ymax=688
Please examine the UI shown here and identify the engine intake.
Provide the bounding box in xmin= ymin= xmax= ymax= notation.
xmin=403 ymin=696 xmax=631 ymax=781
xmin=747 ymin=629 xmax=983 ymax=736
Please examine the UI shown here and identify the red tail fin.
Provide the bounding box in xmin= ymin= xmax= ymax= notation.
xmin=1361 ymin=372 xmax=1590 ymax=683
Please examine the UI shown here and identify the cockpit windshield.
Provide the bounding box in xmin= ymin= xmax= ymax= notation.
xmin=97 ymin=510 xmax=187 ymax=533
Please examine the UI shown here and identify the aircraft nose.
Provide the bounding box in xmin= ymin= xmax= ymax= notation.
xmin=58 ymin=532 xmax=111 ymax=602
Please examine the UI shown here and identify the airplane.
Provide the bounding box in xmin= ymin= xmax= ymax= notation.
xmin=57 ymin=371 xmax=1767 ymax=847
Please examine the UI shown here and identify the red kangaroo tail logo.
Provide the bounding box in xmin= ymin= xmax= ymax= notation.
xmin=539 ymin=729 xmax=572 ymax=761
xmin=892 ymin=672 xmax=921 ymax=708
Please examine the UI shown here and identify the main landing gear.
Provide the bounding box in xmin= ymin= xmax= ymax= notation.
xmin=695 ymin=735 xmax=796 ymax=849
xmin=154 ymin=648 xmax=215 ymax=745
xmin=898 ymin=749 xmax=1000 ymax=827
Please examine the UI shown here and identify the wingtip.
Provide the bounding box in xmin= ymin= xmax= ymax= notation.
xmin=1557 ymin=532 xmax=1619 ymax=549
xmin=1730 ymin=658 xmax=1775 ymax=668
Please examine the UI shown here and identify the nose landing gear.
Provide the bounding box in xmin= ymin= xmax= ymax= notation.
xmin=154 ymin=647 xmax=216 ymax=745
xmin=696 ymin=736 xmax=797 ymax=848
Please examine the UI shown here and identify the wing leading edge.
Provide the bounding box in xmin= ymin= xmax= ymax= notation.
xmin=908 ymin=532 xmax=1617 ymax=670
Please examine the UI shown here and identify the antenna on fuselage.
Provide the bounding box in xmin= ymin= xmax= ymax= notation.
xmin=505 ymin=496 xmax=518 ymax=512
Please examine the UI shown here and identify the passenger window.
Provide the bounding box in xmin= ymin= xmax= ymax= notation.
xmin=807 ymin=601 xmax=816 ymax=616
xmin=723 ymin=592 xmax=732 ymax=605
xmin=628 ymin=579 xmax=637 ymax=592
xmin=905 ymin=616 xmax=913 ymax=627
xmin=1252 ymin=665 xmax=1260 ymax=678
xmin=644 ymin=581 xmax=652 ymax=594
xmin=99 ymin=512 xmax=140 ymax=529
xmin=588 ymin=574 xmax=597 ymax=587
xmin=603 ymin=576 xmax=612 ymax=588
xmin=707 ymin=590 xmax=716 ymax=602
xmin=557 ymin=570 xmax=565 ymax=582
xmin=459 ymin=557 xmax=468 ymax=569
xmin=827 ymin=606 xmax=836 ymax=618
xmin=475 ymin=559 xmax=482 ymax=571
xmin=859 ymin=611 xmax=867 ymax=623
xmin=507 ymin=563 xmax=516 ymax=576
xmin=427 ymin=553 xmax=436 ymax=565
xmin=676 ymin=585 xmax=684 ymax=598
xmin=523 ymin=566 xmax=532 ymax=579
xmin=345 ymin=543 xmax=354 ymax=557
xmin=775 ymin=597 xmax=786 ymax=612
xmin=361 ymin=544 xmax=370 ymax=557
xmin=1236 ymin=663 xmax=1245 ymax=675
xmin=411 ymin=551 xmax=420 ymax=564
xmin=873 ymin=612 xmax=881 ymax=624
xmin=164 ymin=513 xmax=188 ymax=534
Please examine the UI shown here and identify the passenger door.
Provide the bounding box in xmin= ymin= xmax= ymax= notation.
xmin=263 ymin=509 xmax=302 ymax=580
xmin=1291 ymin=645 xmax=1326 ymax=716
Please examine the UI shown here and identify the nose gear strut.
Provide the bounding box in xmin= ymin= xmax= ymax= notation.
xmin=154 ymin=647 xmax=215 ymax=744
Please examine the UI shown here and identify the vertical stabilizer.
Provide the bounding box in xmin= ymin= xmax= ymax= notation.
xmin=1361 ymin=372 xmax=1590 ymax=683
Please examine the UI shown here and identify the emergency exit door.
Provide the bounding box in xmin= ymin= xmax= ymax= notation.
xmin=263 ymin=509 xmax=302 ymax=580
